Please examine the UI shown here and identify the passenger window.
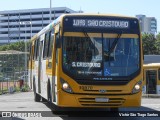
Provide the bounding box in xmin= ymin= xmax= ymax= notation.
xmin=48 ymin=30 xmax=54 ymax=58
xmin=33 ymin=40 xmax=37 ymax=60
xmin=32 ymin=46 xmax=34 ymax=60
xmin=55 ymin=33 xmax=60 ymax=63
xmin=36 ymin=39 xmax=40 ymax=60
xmin=43 ymin=32 xmax=50 ymax=58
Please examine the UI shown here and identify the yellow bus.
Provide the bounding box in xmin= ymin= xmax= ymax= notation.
xmin=28 ymin=14 xmax=143 ymax=111
xmin=143 ymin=63 xmax=160 ymax=94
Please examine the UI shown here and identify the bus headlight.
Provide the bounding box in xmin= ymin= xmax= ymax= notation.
xmin=63 ymin=83 xmax=69 ymax=89
xmin=132 ymin=80 xmax=142 ymax=94
xmin=60 ymin=78 xmax=73 ymax=93
xmin=135 ymin=84 xmax=140 ymax=90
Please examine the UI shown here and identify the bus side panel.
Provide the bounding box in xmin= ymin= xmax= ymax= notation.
xmin=33 ymin=60 xmax=48 ymax=99
xmin=39 ymin=60 xmax=48 ymax=99
xmin=32 ymin=61 xmax=38 ymax=93
xmin=28 ymin=68 xmax=31 ymax=89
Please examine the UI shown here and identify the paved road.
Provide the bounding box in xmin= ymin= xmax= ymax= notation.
xmin=0 ymin=92 xmax=160 ymax=120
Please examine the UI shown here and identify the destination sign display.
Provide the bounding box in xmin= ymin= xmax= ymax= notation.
xmin=63 ymin=16 xmax=140 ymax=34
xmin=73 ymin=19 xmax=129 ymax=29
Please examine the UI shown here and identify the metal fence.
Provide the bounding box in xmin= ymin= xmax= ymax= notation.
xmin=0 ymin=50 xmax=28 ymax=94
xmin=0 ymin=81 xmax=20 ymax=94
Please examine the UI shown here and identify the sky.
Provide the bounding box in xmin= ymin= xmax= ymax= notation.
xmin=0 ymin=0 xmax=160 ymax=32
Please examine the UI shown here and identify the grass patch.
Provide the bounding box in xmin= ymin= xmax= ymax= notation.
xmin=0 ymin=86 xmax=21 ymax=95
xmin=0 ymin=89 xmax=8 ymax=94
xmin=21 ymin=84 xmax=30 ymax=92
xmin=0 ymin=83 xmax=30 ymax=95
xmin=14 ymin=87 xmax=21 ymax=92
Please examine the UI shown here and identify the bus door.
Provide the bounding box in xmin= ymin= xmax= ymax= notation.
xmin=38 ymin=37 xmax=44 ymax=93
xmin=146 ymin=70 xmax=157 ymax=94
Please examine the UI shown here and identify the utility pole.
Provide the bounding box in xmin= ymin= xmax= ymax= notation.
xmin=50 ymin=0 xmax=52 ymax=23
xmin=19 ymin=21 xmax=32 ymax=85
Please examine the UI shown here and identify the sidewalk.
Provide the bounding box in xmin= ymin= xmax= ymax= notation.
xmin=142 ymin=94 xmax=160 ymax=98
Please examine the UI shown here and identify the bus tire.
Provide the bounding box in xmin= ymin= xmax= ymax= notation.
xmin=47 ymin=79 xmax=52 ymax=103
xmin=42 ymin=97 xmax=47 ymax=102
xmin=33 ymin=79 xmax=41 ymax=102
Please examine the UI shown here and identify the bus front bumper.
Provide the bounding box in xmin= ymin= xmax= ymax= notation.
xmin=57 ymin=90 xmax=142 ymax=108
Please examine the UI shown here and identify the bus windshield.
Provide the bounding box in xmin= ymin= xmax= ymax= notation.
xmin=62 ymin=33 xmax=140 ymax=80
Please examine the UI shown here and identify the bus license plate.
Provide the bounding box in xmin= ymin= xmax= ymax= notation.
xmin=95 ymin=98 xmax=109 ymax=102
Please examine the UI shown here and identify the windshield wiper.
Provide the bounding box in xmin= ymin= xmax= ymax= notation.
xmin=83 ymin=31 xmax=122 ymax=57
xmin=83 ymin=31 xmax=90 ymax=40
xmin=104 ymin=33 xmax=122 ymax=56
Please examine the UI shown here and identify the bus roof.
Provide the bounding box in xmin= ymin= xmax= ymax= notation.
xmin=31 ymin=13 xmax=138 ymax=42
xmin=62 ymin=13 xmax=137 ymax=19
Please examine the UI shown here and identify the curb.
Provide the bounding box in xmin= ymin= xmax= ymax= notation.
xmin=142 ymin=94 xmax=160 ymax=98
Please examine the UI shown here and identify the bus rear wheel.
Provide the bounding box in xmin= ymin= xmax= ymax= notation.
xmin=34 ymin=93 xmax=41 ymax=102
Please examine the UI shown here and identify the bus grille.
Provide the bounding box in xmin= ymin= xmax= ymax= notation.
xmin=78 ymin=98 xmax=125 ymax=107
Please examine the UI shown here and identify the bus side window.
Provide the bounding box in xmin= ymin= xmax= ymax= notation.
xmin=36 ymin=39 xmax=40 ymax=60
xmin=48 ymin=29 xmax=54 ymax=58
xmin=55 ymin=33 xmax=60 ymax=64
xmin=33 ymin=40 xmax=37 ymax=60
xmin=158 ymin=69 xmax=160 ymax=80
xmin=32 ymin=46 xmax=34 ymax=60
xmin=28 ymin=43 xmax=32 ymax=60
xmin=43 ymin=32 xmax=50 ymax=59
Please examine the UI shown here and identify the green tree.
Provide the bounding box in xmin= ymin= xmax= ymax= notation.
xmin=155 ymin=33 xmax=160 ymax=54
xmin=142 ymin=33 xmax=157 ymax=55
xmin=0 ymin=41 xmax=31 ymax=52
